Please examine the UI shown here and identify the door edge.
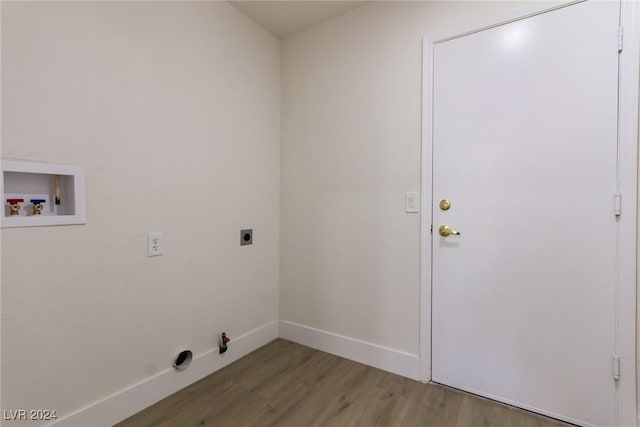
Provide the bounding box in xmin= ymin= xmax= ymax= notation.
xmin=615 ymin=1 xmax=639 ymax=426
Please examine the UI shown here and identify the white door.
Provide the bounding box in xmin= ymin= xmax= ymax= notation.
xmin=431 ymin=2 xmax=621 ymax=426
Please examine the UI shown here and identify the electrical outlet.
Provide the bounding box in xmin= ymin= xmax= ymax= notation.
xmin=240 ymin=229 xmax=253 ymax=246
xmin=147 ymin=232 xmax=163 ymax=257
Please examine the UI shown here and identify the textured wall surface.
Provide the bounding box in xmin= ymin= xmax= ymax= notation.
xmin=280 ymin=1 xmax=521 ymax=355
xmin=1 ymin=2 xmax=280 ymax=424
xmin=2 ymin=0 xmax=638 ymax=424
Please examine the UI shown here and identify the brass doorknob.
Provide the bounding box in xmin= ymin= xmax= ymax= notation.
xmin=439 ymin=225 xmax=460 ymax=237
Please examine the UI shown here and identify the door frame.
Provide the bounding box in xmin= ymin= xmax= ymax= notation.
xmin=419 ymin=1 xmax=639 ymax=425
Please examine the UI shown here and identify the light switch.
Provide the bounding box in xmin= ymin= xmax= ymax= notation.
xmin=405 ymin=192 xmax=419 ymax=213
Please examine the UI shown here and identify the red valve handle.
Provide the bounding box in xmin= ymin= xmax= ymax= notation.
xmin=7 ymin=199 xmax=24 ymax=205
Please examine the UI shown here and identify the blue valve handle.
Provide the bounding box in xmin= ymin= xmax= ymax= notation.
xmin=30 ymin=199 xmax=46 ymax=205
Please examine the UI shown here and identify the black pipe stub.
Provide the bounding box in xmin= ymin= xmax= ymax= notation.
xmin=173 ymin=350 xmax=193 ymax=371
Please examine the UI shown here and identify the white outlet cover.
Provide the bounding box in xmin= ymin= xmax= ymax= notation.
xmin=147 ymin=232 xmax=164 ymax=257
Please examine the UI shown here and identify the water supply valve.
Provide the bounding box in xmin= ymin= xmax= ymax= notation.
xmin=30 ymin=199 xmax=46 ymax=215
xmin=219 ymin=332 xmax=230 ymax=354
xmin=7 ymin=199 xmax=24 ymax=216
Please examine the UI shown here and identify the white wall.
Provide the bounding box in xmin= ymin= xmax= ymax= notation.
xmin=280 ymin=1 xmax=522 ymax=355
xmin=1 ymin=1 xmax=280 ymax=425
xmin=3 ymin=0 xmax=638 ymax=424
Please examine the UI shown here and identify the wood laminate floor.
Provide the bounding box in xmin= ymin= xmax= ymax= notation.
xmin=116 ymin=339 xmax=572 ymax=427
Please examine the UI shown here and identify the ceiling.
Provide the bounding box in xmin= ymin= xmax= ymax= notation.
xmin=229 ymin=1 xmax=370 ymax=39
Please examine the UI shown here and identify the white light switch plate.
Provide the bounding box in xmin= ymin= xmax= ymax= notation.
xmin=405 ymin=192 xmax=419 ymax=213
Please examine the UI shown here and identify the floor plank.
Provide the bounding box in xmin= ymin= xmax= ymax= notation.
xmin=116 ymin=339 xmax=573 ymax=427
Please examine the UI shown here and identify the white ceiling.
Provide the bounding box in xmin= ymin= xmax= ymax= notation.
xmin=229 ymin=1 xmax=370 ymax=39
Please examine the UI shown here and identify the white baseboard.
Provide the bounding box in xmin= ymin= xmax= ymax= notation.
xmin=52 ymin=321 xmax=279 ymax=427
xmin=279 ymin=320 xmax=420 ymax=381
xmin=53 ymin=320 xmax=419 ymax=427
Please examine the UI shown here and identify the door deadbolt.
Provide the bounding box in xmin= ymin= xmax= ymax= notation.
xmin=439 ymin=199 xmax=451 ymax=211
